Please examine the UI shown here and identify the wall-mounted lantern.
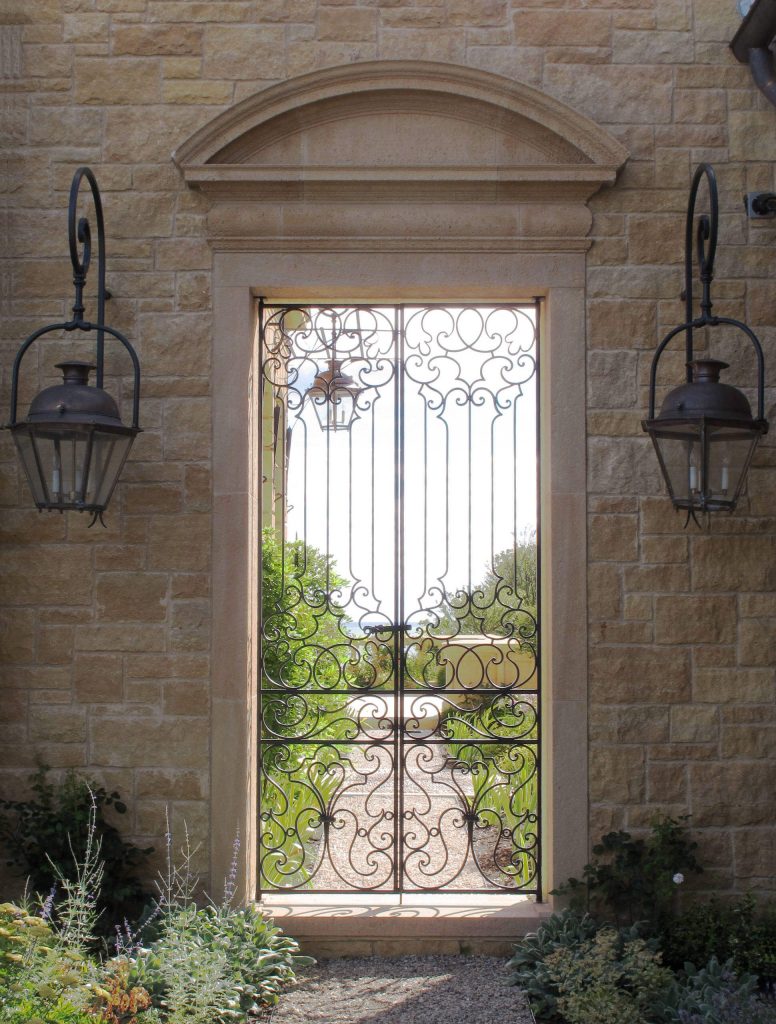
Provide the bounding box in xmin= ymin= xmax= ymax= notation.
xmin=308 ymin=358 xmax=361 ymax=431
xmin=4 ymin=167 xmax=140 ymax=524
xmin=642 ymin=164 xmax=768 ymax=524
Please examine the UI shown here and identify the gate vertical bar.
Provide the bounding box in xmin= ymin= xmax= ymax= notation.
xmin=534 ymin=296 xmax=543 ymax=902
xmin=395 ymin=304 xmax=405 ymax=893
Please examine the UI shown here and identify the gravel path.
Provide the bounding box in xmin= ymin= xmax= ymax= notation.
xmin=266 ymin=955 xmax=535 ymax=1023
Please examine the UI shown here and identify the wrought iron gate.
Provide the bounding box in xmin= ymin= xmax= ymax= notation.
xmin=258 ymin=302 xmax=540 ymax=894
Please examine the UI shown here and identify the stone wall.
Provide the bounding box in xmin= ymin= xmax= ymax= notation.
xmin=1 ymin=0 xmax=774 ymax=896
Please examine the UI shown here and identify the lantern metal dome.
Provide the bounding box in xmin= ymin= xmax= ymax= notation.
xmin=642 ymin=163 xmax=768 ymax=523
xmin=5 ymin=167 xmax=141 ymax=524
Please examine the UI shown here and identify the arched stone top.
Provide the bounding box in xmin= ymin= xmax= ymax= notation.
xmin=176 ymin=61 xmax=627 ymax=252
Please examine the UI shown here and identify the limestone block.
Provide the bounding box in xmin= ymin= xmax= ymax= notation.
xmin=184 ymin=466 xmax=211 ymax=511
xmin=734 ymin=829 xmax=776 ymax=877
xmin=138 ymin=313 xmax=212 ymax=377
xmin=147 ymin=1 xmax=252 ymax=20
xmin=516 ymin=10 xmax=610 ymax=47
xmin=96 ymin=572 xmax=168 ymax=622
xmin=616 ymin=705 xmax=671 ymax=743
xmin=148 ymin=513 xmax=210 ymax=571
xmin=647 ymin=762 xmax=688 ymax=803
xmin=164 ymin=680 xmax=209 ymax=714
xmin=74 ymin=653 xmax=123 ymax=702
xmin=544 ymin=64 xmax=672 ymax=125
xmin=75 ymin=58 xmax=160 ymax=104
xmin=589 ymin=746 xmax=645 ymax=803
xmin=730 ymin=112 xmax=776 ymax=163
xmin=3 ymin=547 xmax=93 ymax=606
xmin=29 ymin=706 xmax=87 ymax=744
xmin=203 ymin=24 xmax=285 ymax=79
xmin=318 ymin=7 xmax=377 ymax=40
xmin=0 ymin=610 xmax=35 ymax=664
xmin=113 ymin=24 xmax=202 ymax=56
xmin=694 ymin=0 xmax=740 ymax=42
xmin=624 ymin=563 xmax=690 ymax=593
xmin=694 ymin=667 xmax=775 ymax=704
xmin=589 ymin=514 xmax=639 ymax=562
xmin=587 ymin=411 xmax=645 ymax=438
xmin=591 ymin=620 xmax=653 ymax=643
xmin=629 ymin=214 xmax=684 ymax=265
xmin=135 ymin=768 xmax=208 ymax=800
xmin=589 ymin=646 xmax=691 ymax=703
xmin=588 ymin=350 xmax=638 ymax=409
xmin=104 ymin=106 xmax=206 ymax=162
xmin=640 ymin=536 xmax=687 ymax=564
xmin=738 ymin=618 xmax=776 ymax=667
xmin=90 ymin=715 xmax=209 ymax=768
xmin=122 ymin=483 xmax=184 ymax=516
xmin=692 ymin=536 xmax=776 ymax=592
xmin=588 ymin=437 xmax=661 ymax=495
xmin=176 ymin=272 xmax=211 ymax=312
xmin=37 ymin=626 xmax=74 ymax=666
xmin=624 ymin=594 xmax=653 ymax=620
xmin=162 ymin=80 xmax=233 ymax=105
xmin=171 ymin=574 xmax=210 ymax=599
xmin=721 ymin=724 xmax=776 ymax=759
xmin=588 ymin=563 xmax=622 ymax=620
xmin=75 ymin=623 xmax=166 ymax=653
xmin=654 ymin=595 xmax=736 ymax=644
xmin=163 ymin=397 xmax=211 ymax=461
xmin=447 ymin=0 xmax=506 ymax=27
xmin=169 ymin=599 xmax=210 ymax=652
xmin=690 ymin=762 xmax=776 ymax=827
xmin=378 ymin=29 xmax=464 ymax=61
xmin=612 ymin=29 xmax=691 ymax=64
xmin=126 ymin=652 xmax=209 ymax=679
xmin=670 ymin=704 xmax=719 ymax=743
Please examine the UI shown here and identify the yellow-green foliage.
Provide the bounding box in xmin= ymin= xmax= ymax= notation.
xmin=543 ymin=927 xmax=671 ymax=1024
xmin=0 ymin=902 xmax=94 ymax=1022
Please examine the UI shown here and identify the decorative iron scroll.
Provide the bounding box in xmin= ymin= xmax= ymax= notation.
xmin=259 ymin=303 xmax=540 ymax=894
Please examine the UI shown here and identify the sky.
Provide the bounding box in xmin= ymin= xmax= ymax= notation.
xmin=280 ymin=306 xmax=538 ymax=628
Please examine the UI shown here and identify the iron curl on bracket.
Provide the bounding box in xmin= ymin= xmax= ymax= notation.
xmin=646 ymin=163 xmax=766 ymax=423
xmin=8 ymin=167 xmax=140 ymax=432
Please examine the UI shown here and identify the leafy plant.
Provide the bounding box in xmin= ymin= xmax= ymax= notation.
xmin=0 ymin=767 xmax=152 ymax=934
xmin=661 ymin=896 xmax=776 ymax=985
xmin=552 ymin=817 xmax=702 ymax=929
xmin=654 ymin=957 xmax=776 ymax=1024
xmin=507 ymin=910 xmax=602 ymax=1020
xmin=130 ymin=827 xmax=313 ymax=1021
xmin=543 ymin=926 xmax=672 ymax=1024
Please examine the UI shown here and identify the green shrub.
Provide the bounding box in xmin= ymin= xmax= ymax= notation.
xmin=507 ymin=910 xmax=602 ymax=1020
xmin=552 ymin=817 xmax=702 ymax=930
xmin=661 ymin=896 xmax=776 ymax=984
xmin=543 ymin=926 xmax=671 ymax=1024
xmin=654 ymin=957 xmax=776 ymax=1024
xmin=0 ymin=767 xmax=152 ymax=934
xmin=132 ymin=902 xmax=312 ymax=1021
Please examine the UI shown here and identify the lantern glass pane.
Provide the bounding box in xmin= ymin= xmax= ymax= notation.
xmin=91 ymin=430 xmax=135 ymax=508
xmin=651 ymin=424 xmax=701 ymax=506
xmin=706 ymin=426 xmax=761 ymax=506
xmin=330 ymin=390 xmax=354 ymax=430
xmin=33 ymin=427 xmax=91 ymax=507
xmin=12 ymin=430 xmax=47 ymax=505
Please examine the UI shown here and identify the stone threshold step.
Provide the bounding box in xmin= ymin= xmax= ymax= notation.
xmin=259 ymin=895 xmax=551 ymax=957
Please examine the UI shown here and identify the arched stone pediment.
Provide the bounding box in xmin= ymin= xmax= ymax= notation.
xmin=175 ymin=61 xmax=627 ymax=251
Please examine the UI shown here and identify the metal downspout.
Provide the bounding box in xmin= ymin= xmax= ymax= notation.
xmin=748 ymin=45 xmax=776 ymax=107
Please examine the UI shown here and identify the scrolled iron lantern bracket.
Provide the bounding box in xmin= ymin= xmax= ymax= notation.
xmin=642 ymin=163 xmax=768 ymax=527
xmin=5 ymin=167 xmax=141 ymax=525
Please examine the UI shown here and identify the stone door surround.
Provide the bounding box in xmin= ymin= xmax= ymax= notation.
xmin=174 ymin=60 xmax=628 ymax=914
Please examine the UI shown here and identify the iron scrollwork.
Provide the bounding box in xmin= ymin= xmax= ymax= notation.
xmin=258 ymin=303 xmax=541 ymax=894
